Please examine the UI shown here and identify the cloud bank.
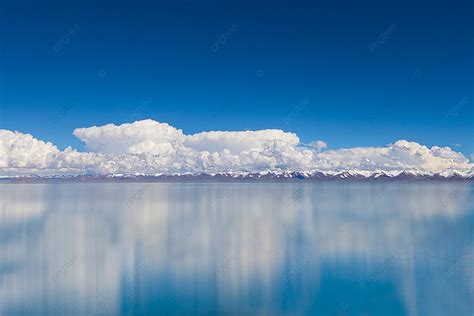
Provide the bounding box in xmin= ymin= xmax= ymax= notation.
xmin=1 ymin=119 xmax=473 ymax=177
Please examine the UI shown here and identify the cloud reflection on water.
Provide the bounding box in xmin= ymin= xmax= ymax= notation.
xmin=0 ymin=182 xmax=473 ymax=315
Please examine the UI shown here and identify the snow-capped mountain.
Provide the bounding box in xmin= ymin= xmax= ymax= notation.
xmin=2 ymin=169 xmax=473 ymax=181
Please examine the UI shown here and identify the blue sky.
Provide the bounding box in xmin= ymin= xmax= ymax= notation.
xmin=0 ymin=0 xmax=473 ymax=155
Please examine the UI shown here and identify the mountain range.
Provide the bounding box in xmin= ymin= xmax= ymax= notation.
xmin=2 ymin=170 xmax=473 ymax=182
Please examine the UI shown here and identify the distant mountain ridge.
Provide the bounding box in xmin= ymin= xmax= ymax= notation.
xmin=1 ymin=170 xmax=473 ymax=181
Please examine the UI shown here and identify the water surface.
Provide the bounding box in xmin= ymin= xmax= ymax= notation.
xmin=0 ymin=182 xmax=473 ymax=315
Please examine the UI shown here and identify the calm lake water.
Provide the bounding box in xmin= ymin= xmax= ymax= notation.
xmin=0 ymin=182 xmax=473 ymax=315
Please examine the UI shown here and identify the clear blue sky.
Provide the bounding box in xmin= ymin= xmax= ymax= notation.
xmin=0 ymin=0 xmax=473 ymax=155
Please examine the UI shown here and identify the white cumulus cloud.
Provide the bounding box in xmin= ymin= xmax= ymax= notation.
xmin=310 ymin=140 xmax=328 ymax=152
xmin=0 ymin=130 xmax=60 ymax=170
xmin=0 ymin=119 xmax=473 ymax=177
xmin=185 ymin=130 xmax=299 ymax=154
xmin=73 ymin=119 xmax=185 ymax=154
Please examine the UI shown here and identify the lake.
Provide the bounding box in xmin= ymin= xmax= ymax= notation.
xmin=0 ymin=182 xmax=473 ymax=315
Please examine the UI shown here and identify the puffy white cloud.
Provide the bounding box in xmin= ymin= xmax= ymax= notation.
xmin=185 ymin=130 xmax=299 ymax=153
xmin=74 ymin=120 xmax=300 ymax=155
xmin=0 ymin=130 xmax=60 ymax=170
xmin=316 ymin=140 xmax=471 ymax=173
xmin=310 ymin=140 xmax=327 ymax=152
xmin=0 ymin=120 xmax=473 ymax=176
xmin=73 ymin=119 xmax=186 ymax=154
